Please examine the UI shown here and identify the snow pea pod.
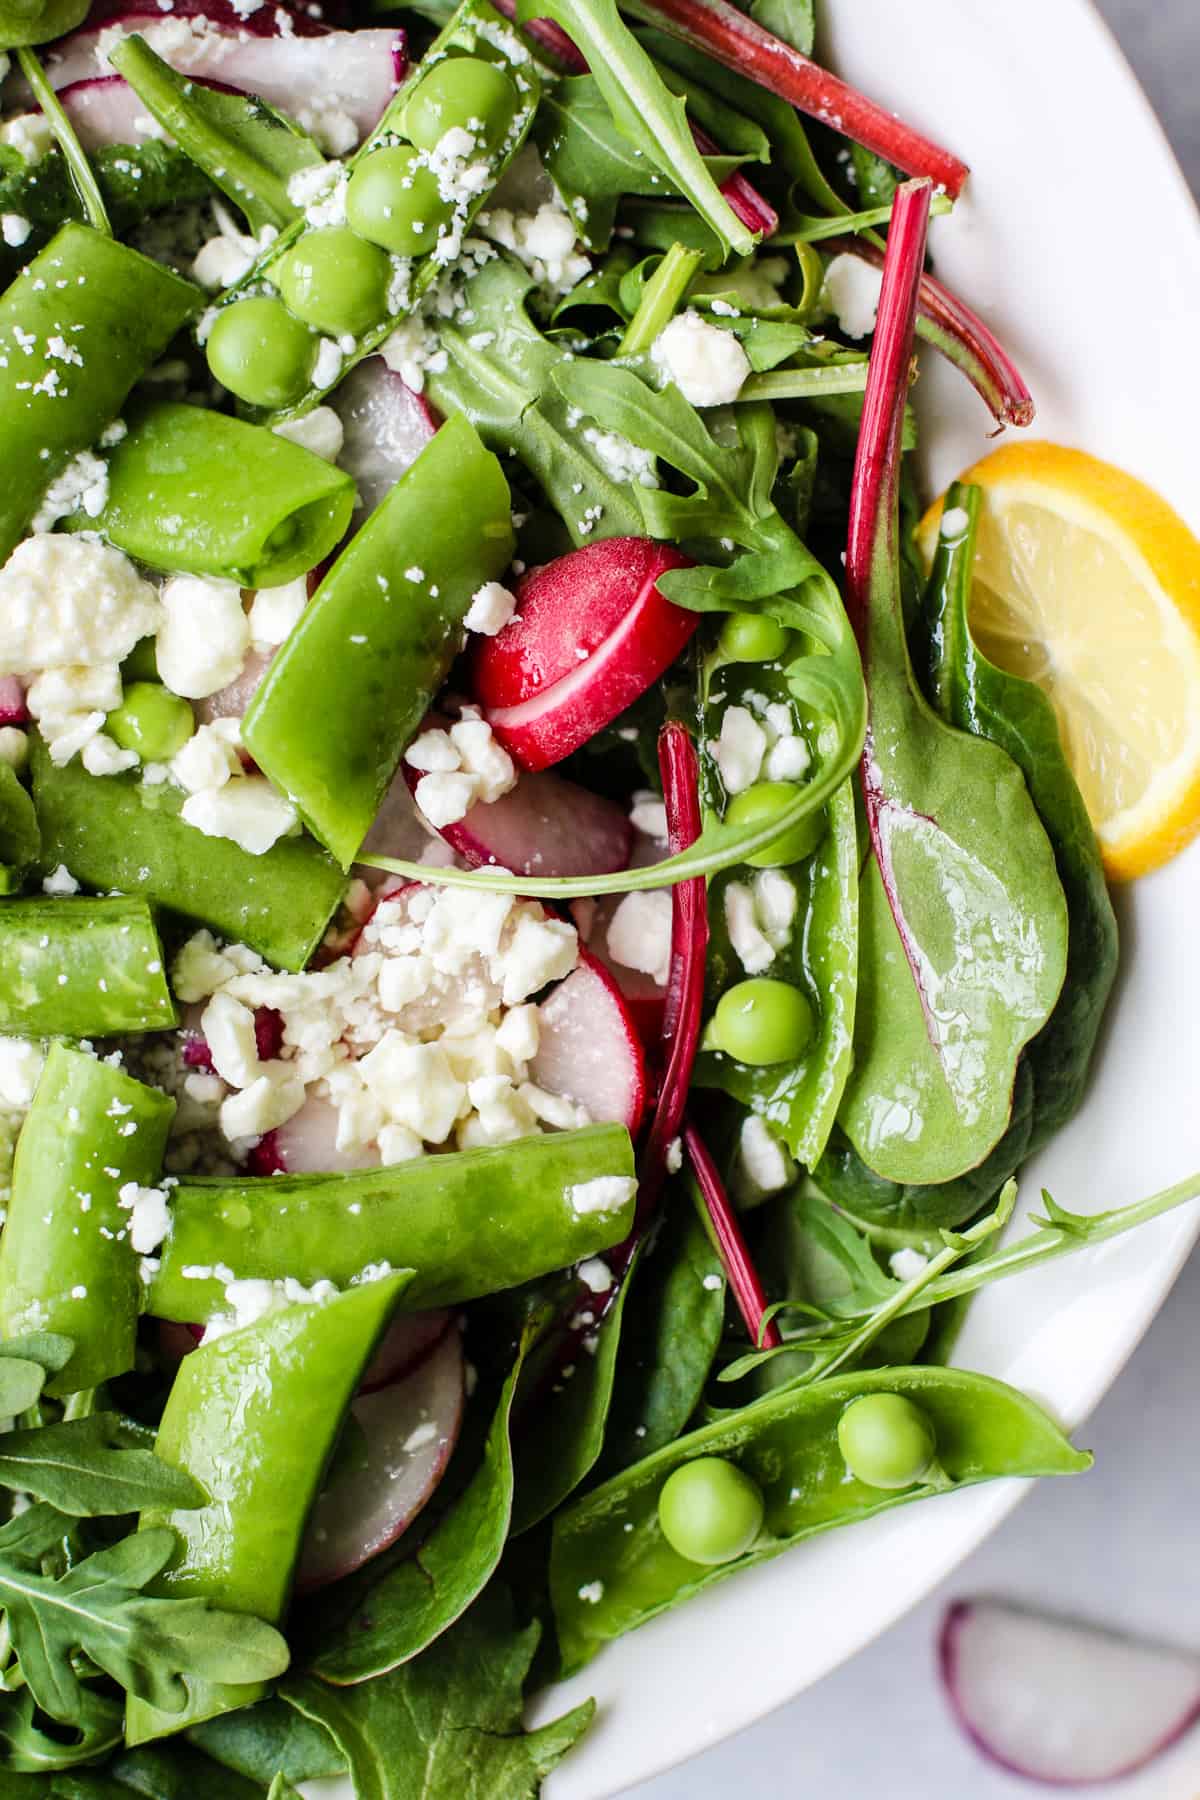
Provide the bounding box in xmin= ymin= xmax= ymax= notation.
xmin=551 ymin=1365 xmax=1091 ymax=1672
xmin=126 ymin=1274 xmax=412 ymax=1743
xmin=0 ymin=895 xmax=175 ymax=1035
xmin=0 ymin=1044 xmax=174 ymax=1395
xmin=80 ymin=403 xmax=355 ymax=589
xmin=242 ymin=413 xmax=514 ymax=867
xmin=0 ymin=223 xmax=198 ymax=563
xmin=147 ymin=1123 xmax=636 ymax=1323
xmin=29 ymin=740 xmax=346 ymax=972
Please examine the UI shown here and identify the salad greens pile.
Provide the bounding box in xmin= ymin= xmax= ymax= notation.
xmin=0 ymin=0 xmax=1194 ymax=1794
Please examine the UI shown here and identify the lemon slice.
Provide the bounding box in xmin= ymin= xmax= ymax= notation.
xmin=918 ymin=442 xmax=1200 ymax=880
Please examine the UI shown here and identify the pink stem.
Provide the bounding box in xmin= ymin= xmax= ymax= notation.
xmin=626 ymin=0 xmax=968 ymax=198
xmin=825 ymin=234 xmax=1034 ymax=428
xmin=638 ymin=721 xmax=708 ymax=1209
xmin=683 ymin=1119 xmax=780 ymax=1349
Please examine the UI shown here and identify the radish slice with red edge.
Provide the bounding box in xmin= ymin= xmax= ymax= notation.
xmin=0 ymin=679 xmax=27 ymax=728
xmin=47 ymin=13 xmax=403 ymax=146
xmin=296 ymin=1323 xmax=464 ymax=1592
xmin=195 ymin=646 xmax=276 ymax=728
xmin=470 ymin=538 xmax=698 ymax=772
xmin=637 ymin=722 xmax=708 ymax=1207
xmin=575 ymin=892 xmax=667 ymax=1046
xmin=328 ymin=356 xmax=438 ymax=518
xmin=940 ymin=1598 xmax=1200 ymax=1786
xmin=358 ymin=1311 xmax=450 ymax=1394
xmin=356 ymin=769 xmax=462 ymax=887
xmin=683 ymin=1118 xmax=779 ymax=1348
xmin=531 ymin=947 xmax=647 ymax=1134
xmin=825 ymin=235 xmax=1035 ymax=428
xmin=427 ymin=766 xmax=634 ymax=879
xmin=252 ymin=1094 xmax=381 ymax=1175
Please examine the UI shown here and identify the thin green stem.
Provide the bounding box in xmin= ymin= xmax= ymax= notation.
xmin=787 ymin=192 xmax=953 ymax=245
xmin=739 ymin=364 xmax=870 ymax=403
xmin=618 ymin=243 xmax=704 ymax=356
xmin=17 ymin=47 xmax=111 ymax=237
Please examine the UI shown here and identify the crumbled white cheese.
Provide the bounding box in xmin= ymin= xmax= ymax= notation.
xmin=1 ymin=214 xmax=30 ymax=249
xmin=312 ymin=337 xmax=344 ymax=390
xmin=939 ymin=505 xmax=970 ymax=540
xmin=606 ymin=889 xmax=673 ymax=988
xmin=0 ymin=1038 xmax=45 ymax=1111
xmin=753 ymin=868 xmax=798 ymax=943
xmin=724 ymin=869 xmax=797 ymax=975
xmin=272 ymin=406 xmax=344 ymax=463
xmin=737 ymin=1115 xmax=794 ymax=1197
xmin=42 ymin=864 xmax=79 ymax=897
xmin=219 ymin=1067 xmax=306 ymax=1139
xmin=0 ymin=537 xmax=159 ymax=676
xmin=360 ymin=1034 xmax=466 ymax=1145
xmin=567 ymin=1175 xmax=637 ymax=1216
xmin=477 ymin=199 xmax=589 ymax=296
xmin=581 ymin=426 xmax=657 ymax=489
xmin=890 ymin=1247 xmax=932 ymax=1282
xmin=247 ymin=578 xmax=307 ymax=649
xmin=576 ymin=1256 xmax=612 ymax=1294
xmin=286 ymin=161 xmax=349 ymax=229
xmin=464 ymin=580 xmax=517 ymax=637
xmin=81 ymin=733 xmax=138 ymax=777
xmin=629 ymin=791 xmax=667 ymax=840
xmin=0 ymin=114 xmax=54 ymax=165
xmin=666 ymin=1135 xmax=683 ymax=1174
xmin=170 ymin=721 xmax=240 ymax=794
xmin=294 ymin=103 xmax=360 ymax=157
xmin=408 ymin=715 xmax=517 ymax=827
xmin=652 ymin=310 xmax=750 ymax=408
xmin=190 ymin=217 xmax=275 ymax=291
xmin=764 ymin=733 xmax=811 ymax=782
xmin=823 ymin=253 xmax=883 ymax=339
xmin=117 ymin=1180 xmax=172 ymax=1254
xmin=577 ymin=1580 xmax=605 ymax=1604
xmin=712 ymin=704 xmax=767 ymax=795
xmin=181 ymin=777 xmax=298 ymax=855
xmin=156 ymin=576 xmax=249 ymax=700
xmin=200 ymin=991 xmax=260 ymax=1088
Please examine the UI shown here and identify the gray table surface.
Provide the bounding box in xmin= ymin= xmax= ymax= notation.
xmin=631 ymin=4 xmax=1200 ymax=1795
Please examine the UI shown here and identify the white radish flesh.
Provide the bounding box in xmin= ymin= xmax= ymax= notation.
xmin=359 ymin=1311 xmax=450 ymax=1393
xmin=532 ymin=949 xmax=647 ymax=1133
xmin=297 ymin=1323 xmax=464 ymax=1591
xmin=268 ymin=1094 xmax=381 ymax=1174
xmin=329 ymin=356 xmax=437 ymax=518
xmin=940 ymin=1598 xmax=1200 ymax=1786
xmin=436 ymin=767 xmax=634 ymax=879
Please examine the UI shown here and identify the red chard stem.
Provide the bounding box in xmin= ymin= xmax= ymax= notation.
xmin=683 ymin=1120 xmax=781 ymax=1350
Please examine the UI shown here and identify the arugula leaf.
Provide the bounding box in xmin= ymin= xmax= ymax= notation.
xmin=919 ymin=484 xmax=1119 ymax=1153
xmin=286 ymin=1583 xmax=593 ymax=1800
xmin=0 ymin=1416 xmax=206 ymax=1517
xmin=0 ymin=1681 xmax=122 ymax=1774
xmin=599 ymin=1197 xmax=725 ymax=1474
xmin=0 ymin=1333 xmax=73 ymax=1416
xmin=518 ymin=0 xmax=755 ymax=258
xmin=0 ymin=0 xmax=87 ymax=55
xmin=0 ymin=1507 xmax=288 ymax=1727
xmin=101 ymin=1742 xmax=268 ymax=1800
xmin=107 ymin=35 xmax=322 ymax=232
xmin=188 ymin=1698 xmax=344 ymax=1786
xmin=309 ymin=1313 xmax=540 ymax=1684
xmin=425 ymin=256 xmax=644 ymax=545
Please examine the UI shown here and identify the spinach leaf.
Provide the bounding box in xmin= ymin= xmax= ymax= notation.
xmin=0 ymin=1334 xmax=73 ymax=1415
xmin=425 ymin=256 xmax=644 ymax=544
xmin=107 ymin=35 xmax=322 ymax=232
xmin=0 ymin=0 xmax=87 ymax=52
xmin=599 ymin=1197 xmax=725 ymax=1474
xmin=0 ymin=143 xmax=212 ymax=288
xmin=189 ymin=1698 xmax=344 ymax=1785
xmin=102 ymin=1743 xmax=267 ymax=1800
xmin=0 ymin=1415 xmax=206 ymax=1516
xmin=518 ymin=0 xmax=755 ymax=258
xmin=919 ymin=484 xmax=1119 ymax=1152
xmin=309 ymin=1314 xmax=540 ymax=1684
xmin=285 ymin=1583 xmax=593 ymax=1800
xmin=509 ymin=1250 xmax=636 ymax=1533
xmin=0 ymin=1506 xmax=288 ymax=1727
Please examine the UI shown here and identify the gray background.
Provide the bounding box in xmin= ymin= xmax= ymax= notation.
xmin=631 ymin=4 xmax=1200 ymax=1795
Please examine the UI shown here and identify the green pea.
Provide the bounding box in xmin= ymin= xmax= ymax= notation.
xmin=726 ymin=781 xmax=826 ymax=869
xmin=710 ymin=978 xmax=813 ymax=1065
xmin=718 ymin=613 xmax=788 ymax=663
xmin=207 ymin=297 xmax=317 ymax=410
xmin=837 ymin=1393 xmax=938 ymax=1490
xmin=272 ymin=228 xmax=392 ymax=340
xmin=346 ymin=146 xmax=454 ymax=257
xmin=657 ymin=1456 xmax=764 ymax=1566
xmin=107 ymin=682 xmax=195 ymax=763
xmin=403 ymin=55 xmax=519 ymax=156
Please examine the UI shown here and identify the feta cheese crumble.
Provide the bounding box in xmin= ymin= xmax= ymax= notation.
xmin=156 ymin=575 xmax=249 ymax=700
xmin=464 ymin=580 xmax=518 ymax=637
xmin=406 ymin=712 xmax=517 ymax=827
xmin=567 ymin=1175 xmax=637 ymax=1217
xmin=736 ymin=1115 xmax=794 ymax=1198
xmin=823 ymin=253 xmax=884 ymax=339
xmin=606 ymin=890 xmax=673 ymax=988
xmin=652 ymin=309 xmax=750 ymax=408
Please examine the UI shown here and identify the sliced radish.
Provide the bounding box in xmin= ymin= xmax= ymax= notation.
xmin=573 ymin=829 xmax=669 ymax=1043
xmin=359 ymin=1311 xmax=450 ymax=1394
xmin=356 ymin=767 xmax=462 ymax=888
xmin=47 ymin=13 xmax=402 ymax=147
xmin=297 ymin=1323 xmax=464 ymax=1592
xmin=255 ymin=1093 xmax=381 ymax=1174
xmin=532 ymin=948 xmax=647 ymax=1134
xmin=0 ymin=678 xmax=28 ymax=727
xmin=328 ymin=356 xmax=438 ymax=518
xmin=195 ymin=645 xmax=276 ymax=727
xmin=940 ymin=1598 xmax=1200 ymax=1787
xmin=469 ymin=538 xmax=697 ymax=772
xmin=434 ymin=767 xmax=634 ymax=879
xmin=58 ymin=75 xmax=151 ymax=150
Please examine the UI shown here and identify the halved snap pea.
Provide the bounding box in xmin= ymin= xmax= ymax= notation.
xmin=403 ymin=55 xmax=519 ymax=156
xmin=725 ymin=781 xmax=825 ymax=869
xmin=710 ymin=977 xmax=814 ymax=1065
xmin=207 ymin=297 xmax=317 ymax=410
xmin=272 ymin=227 xmax=393 ymax=340
xmin=346 ymin=146 xmax=454 ymax=256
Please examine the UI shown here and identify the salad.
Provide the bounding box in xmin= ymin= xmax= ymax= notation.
xmin=0 ymin=0 xmax=1197 ymax=1792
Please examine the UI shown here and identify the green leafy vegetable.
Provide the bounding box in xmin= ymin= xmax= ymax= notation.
xmin=188 ymin=1699 xmax=344 ymax=1786
xmin=0 ymin=1334 xmax=73 ymax=1417
xmin=15 ymin=49 xmax=109 ymax=235
xmin=0 ymin=0 xmax=87 ymax=54
xmin=0 ymin=1506 xmax=289 ymax=1728
xmin=0 ymin=1682 xmax=122 ymax=1774
xmin=0 ymin=764 xmax=39 ymax=896
xmin=287 ymin=1583 xmax=593 ymax=1800
xmin=108 ymin=35 xmax=323 ymax=233
xmin=0 ymin=1416 xmax=207 ymax=1518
